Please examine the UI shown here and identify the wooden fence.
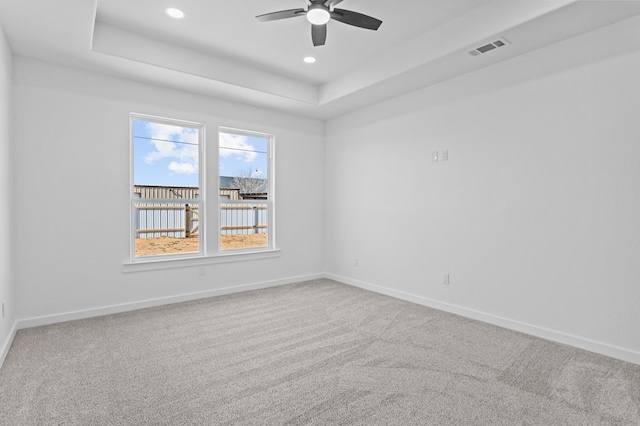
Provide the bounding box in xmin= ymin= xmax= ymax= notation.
xmin=134 ymin=203 xmax=199 ymax=239
xmin=220 ymin=204 xmax=267 ymax=235
xmin=135 ymin=202 xmax=266 ymax=238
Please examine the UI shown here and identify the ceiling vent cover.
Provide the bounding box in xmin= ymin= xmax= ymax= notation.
xmin=469 ymin=38 xmax=510 ymax=56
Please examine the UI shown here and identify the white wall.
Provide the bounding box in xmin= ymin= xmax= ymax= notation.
xmin=13 ymin=58 xmax=325 ymax=323
xmin=325 ymin=20 xmax=640 ymax=362
xmin=0 ymin=23 xmax=15 ymax=363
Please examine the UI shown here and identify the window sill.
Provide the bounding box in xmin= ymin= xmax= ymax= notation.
xmin=122 ymin=248 xmax=281 ymax=273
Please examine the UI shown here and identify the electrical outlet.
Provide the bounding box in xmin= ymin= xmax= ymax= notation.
xmin=354 ymin=258 xmax=359 ymax=267
xmin=442 ymin=274 xmax=450 ymax=285
xmin=199 ymin=266 xmax=206 ymax=276
xmin=441 ymin=149 xmax=448 ymax=161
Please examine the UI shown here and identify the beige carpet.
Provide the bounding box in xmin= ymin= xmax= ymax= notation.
xmin=1 ymin=279 xmax=638 ymax=425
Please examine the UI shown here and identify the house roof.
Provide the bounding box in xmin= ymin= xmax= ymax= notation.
xmin=135 ymin=177 xmax=266 ymax=192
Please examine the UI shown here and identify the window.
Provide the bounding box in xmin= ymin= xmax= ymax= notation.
xmin=129 ymin=115 xmax=275 ymax=263
xmin=131 ymin=114 xmax=203 ymax=259
xmin=218 ymin=128 xmax=273 ymax=251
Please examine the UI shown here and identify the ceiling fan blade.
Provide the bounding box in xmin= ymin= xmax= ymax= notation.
xmin=331 ymin=8 xmax=382 ymax=30
xmin=256 ymin=8 xmax=306 ymax=22
xmin=311 ymin=24 xmax=327 ymax=46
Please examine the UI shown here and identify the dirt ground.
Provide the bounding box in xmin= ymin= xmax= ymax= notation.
xmin=135 ymin=234 xmax=267 ymax=257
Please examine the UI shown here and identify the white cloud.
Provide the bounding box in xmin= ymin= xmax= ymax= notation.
xmin=168 ymin=161 xmax=198 ymax=175
xmin=219 ymin=133 xmax=257 ymax=162
xmin=143 ymin=122 xmax=199 ymax=175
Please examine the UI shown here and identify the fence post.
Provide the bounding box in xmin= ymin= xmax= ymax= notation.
xmin=253 ymin=206 xmax=259 ymax=234
xmin=185 ymin=204 xmax=191 ymax=238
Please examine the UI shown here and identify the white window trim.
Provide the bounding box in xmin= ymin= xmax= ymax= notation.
xmin=130 ymin=113 xmax=205 ymax=261
xmin=125 ymin=117 xmax=278 ymax=271
xmin=122 ymin=249 xmax=282 ymax=273
xmin=217 ymin=126 xmax=276 ymax=252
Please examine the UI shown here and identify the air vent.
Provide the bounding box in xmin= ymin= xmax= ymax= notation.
xmin=468 ymin=37 xmax=510 ymax=56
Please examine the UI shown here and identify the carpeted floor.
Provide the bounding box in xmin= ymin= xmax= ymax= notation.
xmin=1 ymin=279 xmax=639 ymax=425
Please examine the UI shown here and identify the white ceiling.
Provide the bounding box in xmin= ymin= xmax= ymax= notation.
xmin=2 ymin=0 xmax=640 ymax=120
xmin=97 ymin=0 xmax=495 ymax=85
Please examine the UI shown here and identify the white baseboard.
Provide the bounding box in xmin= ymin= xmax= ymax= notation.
xmin=17 ymin=273 xmax=324 ymax=330
xmin=0 ymin=320 xmax=18 ymax=369
xmin=325 ymin=273 xmax=640 ymax=365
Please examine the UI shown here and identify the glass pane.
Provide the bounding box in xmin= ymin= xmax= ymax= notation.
xmin=133 ymin=120 xmax=199 ymax=188
xmin=219 ymin=130 xmax=270 ymax=250
xmin=219 ymin=132 xmax=269 ymax=200
xmin=133 ymin=119 xmax=200 ymax=257
xmin=133 ymin=202 xmax=200 ymax=257
xmin=220 ymin=203 xmax=268 ymax=250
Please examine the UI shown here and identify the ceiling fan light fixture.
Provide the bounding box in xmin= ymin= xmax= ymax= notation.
xmin=307 ymin=7 xmax=330 ymax=25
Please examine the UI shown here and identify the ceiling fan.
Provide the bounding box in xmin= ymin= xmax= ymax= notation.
xmin=256 ymin=0 xmax=382 ymax=47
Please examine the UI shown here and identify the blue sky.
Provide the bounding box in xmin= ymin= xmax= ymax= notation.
xmin=133 ymin=120 xmax=268 ymax=187
xmin=219 ymin=131 xmax=269 ymax=181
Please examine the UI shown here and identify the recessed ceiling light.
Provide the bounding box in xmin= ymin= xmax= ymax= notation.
xmin=303 ymin=56 xmax=316 ymax=64
xmin=165 ymin=7 xmax=185 ymax=19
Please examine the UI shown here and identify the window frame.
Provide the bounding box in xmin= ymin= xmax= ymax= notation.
xmin=124 ymin=116 xmax=279 ymax=271
xmin=129 ymin=113 xmax=205 ymax=262
xmin=217 ymin=127 xmax=275 ymax=253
